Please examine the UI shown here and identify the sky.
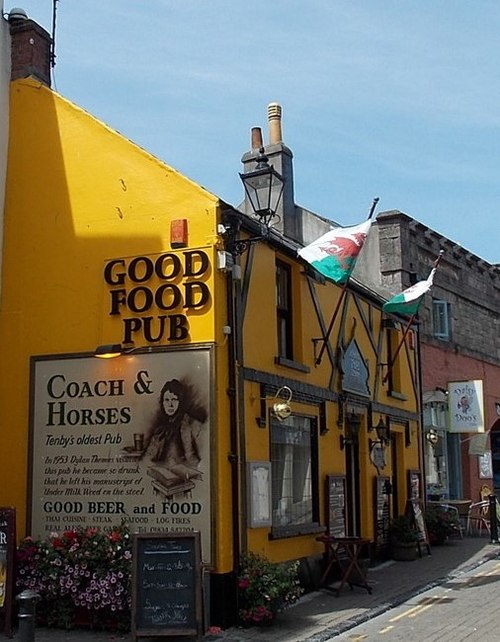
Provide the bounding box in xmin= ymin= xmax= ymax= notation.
xmin=11 ymin=1 xmax=500 ymax=264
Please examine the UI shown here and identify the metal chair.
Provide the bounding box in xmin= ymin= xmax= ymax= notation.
xmin=439 ymin=504 xmax=464 ymax=539
xmin=466 ymin=500 xmax=491 ymax=536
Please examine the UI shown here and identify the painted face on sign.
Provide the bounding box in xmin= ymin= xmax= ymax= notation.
xmin=162 ymin=391 xmax=180 ymax=416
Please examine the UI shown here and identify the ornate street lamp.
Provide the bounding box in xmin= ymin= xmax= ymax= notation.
xmin=239 ymin=147 xmax=285 ymax=227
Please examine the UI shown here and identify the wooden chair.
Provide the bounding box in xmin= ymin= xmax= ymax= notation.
xmin=466 ymin=500 xmax=490 ymax=536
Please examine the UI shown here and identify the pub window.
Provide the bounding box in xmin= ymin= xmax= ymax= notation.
xmin=276 ymin=260 xmax=293 ymax=360
xmin=432 ymin=299 xmax=451 ymax=341
xmin=386 ymin=328 xmax=402 ymax=393
xmin=270 ymin=415 xmax=319 ymax=535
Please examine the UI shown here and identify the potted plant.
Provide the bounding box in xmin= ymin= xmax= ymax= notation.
xmin=424 ymin=504 xmax=461 ymax=545
xmin=389 ymin=515 xmax=418 ymax=561
xmin=237 ymin=552 xmax=303 ymax=626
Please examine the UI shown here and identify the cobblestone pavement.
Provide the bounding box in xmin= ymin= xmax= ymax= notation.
xmin=9 ymin=536 xmax=500 ymax=642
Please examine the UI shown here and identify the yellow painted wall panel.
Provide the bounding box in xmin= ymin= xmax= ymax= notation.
xmin=0 ymin=79 xmax=223 ymax=540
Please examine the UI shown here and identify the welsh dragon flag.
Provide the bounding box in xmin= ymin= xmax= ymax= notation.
xmin=298 ymin=218 xmax=372 ymax=284
xmin=383 ymin=252 xmax=443 ymax=316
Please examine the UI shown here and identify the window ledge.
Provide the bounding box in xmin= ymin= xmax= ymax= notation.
xmin=387 ymin=390 xmax=408 ymax=401
xmin=274 ymin=356 xmax=310 ymax=373
xmin=269 ymin=523 xmax=324 ymax=540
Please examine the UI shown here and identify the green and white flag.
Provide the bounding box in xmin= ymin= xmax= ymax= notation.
xmin=383 ymin=252 xmax=443 ymax=317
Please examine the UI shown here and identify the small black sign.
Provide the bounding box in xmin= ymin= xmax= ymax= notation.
xmin=132 ymin=532 xmax=202 ymax=640
xmin=326 ymin=475 xmax=346 ymax=537
xmin=374 ymin=477 xmax=390 ymax=554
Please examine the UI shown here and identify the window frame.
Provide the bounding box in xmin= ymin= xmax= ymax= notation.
xmin=432 ymin=299 xmax=451 ymax=341
xmin=269 ymin=413 xmax=321 ymax=539
xmin=276 ymin=259 xmax=294 ymax=361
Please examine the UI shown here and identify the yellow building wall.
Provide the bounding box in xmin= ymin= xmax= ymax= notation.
xmin=0 ymin=79 xmax=235 ymax=554
xmin=240 ymin=244 xmax=421 ymax=562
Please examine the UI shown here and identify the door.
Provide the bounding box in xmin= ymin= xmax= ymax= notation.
xmin=345 ymin=441 xmax=361 ymax=535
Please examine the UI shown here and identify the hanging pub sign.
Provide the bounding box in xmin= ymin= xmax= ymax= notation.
xmin=29 ymin=348 xmax=213 ymax=564
xmin=448 ymin=380 xmax=485 ymax=433
xmin=103 ymin=250 xmax=213 ymax=345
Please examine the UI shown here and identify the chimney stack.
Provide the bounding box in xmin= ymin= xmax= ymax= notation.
xmin=9 ymin=9 xmax=52 ymax=87
xmin=240 ymin=103 xmax=299 ymax=242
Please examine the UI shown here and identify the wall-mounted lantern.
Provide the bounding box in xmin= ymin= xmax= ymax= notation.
xmin=340 ymin=412 xmax=361 ymax=450
xmin=272 ymin=386 xmax=293 ymax=422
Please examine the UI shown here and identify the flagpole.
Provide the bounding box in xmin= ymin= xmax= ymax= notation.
xmin=382 ymin=314 xmax=416 ymax=384
xmin=315 ymin=198 xmax=379 ymax=366
xmin=315 ymin=282 xmax=348 ymax=366
xmin=382 ymin=251 xmax=444 ymax=384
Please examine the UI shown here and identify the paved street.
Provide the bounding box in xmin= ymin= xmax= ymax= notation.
xmin=8 ymin=537 xmax=500 ymax=642
xmin=331 ymin=557 xmax=500 ymax=641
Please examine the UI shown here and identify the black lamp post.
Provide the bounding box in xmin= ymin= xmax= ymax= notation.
xmin=239 ymin=147 xmax=285 ymax=227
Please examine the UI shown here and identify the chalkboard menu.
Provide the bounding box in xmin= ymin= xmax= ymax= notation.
xmin=405 ymin=500 xmax=431 ymax=557
xmin=326 ymin=475 xmax=346 ymax=537
xmin=132 ymin=532 xmax=202 ymax=640
xmin=0 ymin=507 xmax=16 ymax=638
xmin=374 ymin=477 xmax=390 ymax=554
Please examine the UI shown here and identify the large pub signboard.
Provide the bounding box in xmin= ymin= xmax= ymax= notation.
xmin=29 ymin=348 xmax=212 ymax=563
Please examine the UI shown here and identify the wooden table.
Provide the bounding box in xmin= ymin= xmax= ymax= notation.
xmin=316 ymin=535 xmax=372 ymax=596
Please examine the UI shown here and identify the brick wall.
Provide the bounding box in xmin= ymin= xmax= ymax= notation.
xmin=10 ymin=19 xmax=51 ymax=86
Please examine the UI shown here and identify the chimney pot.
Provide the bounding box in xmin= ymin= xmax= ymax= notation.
xmin=268 ymin=102 xmax=283 ymax=144
xmin=8 ymin=7 xmax=28 ymax=23
xmin=251 ymin=127 xmax=263 ymax=150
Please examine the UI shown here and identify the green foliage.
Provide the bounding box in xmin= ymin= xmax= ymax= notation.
xmin=16 ymin=523 xmax=132 ymax=630
xmin=237 ymin=552 xmax=303 ymax=625
xmin=389 ymin=515 xmax=418 ymax=544
xmin=424 ymin=505 xmax=461 ymax=543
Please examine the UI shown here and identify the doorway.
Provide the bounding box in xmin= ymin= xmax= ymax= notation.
xmin=390 ymin=433 xmax=400 ymax=516
xmin=345 ymin=441 xmax=361 ymax=535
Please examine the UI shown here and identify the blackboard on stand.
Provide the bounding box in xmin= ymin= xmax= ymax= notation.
xmin=132 ymin=532 xmax=202 ymax=640
xmin=373 ymin=477 xmax=390 ymax=555
xmin=326 ymin=475 xmax=346 ymax=537
xmin=405 ymin=500 xmax=431 ymax=557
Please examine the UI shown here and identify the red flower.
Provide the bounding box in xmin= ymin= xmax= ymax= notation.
xmin=238 ymin=578 xmax=250 ymax=590
xmin=108 ymin=531 xmax=121 ymax=542
xmin=63 ymin=530 xmax=78 ymax=540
